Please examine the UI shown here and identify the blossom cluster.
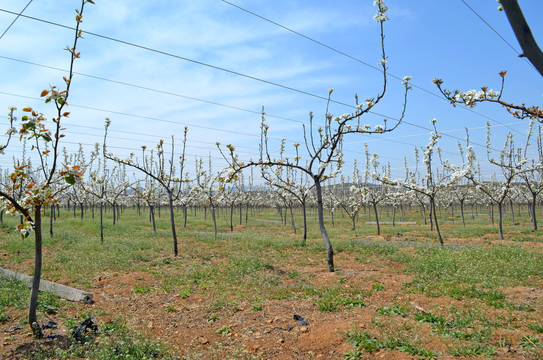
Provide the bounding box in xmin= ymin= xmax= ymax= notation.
xmin=373 ymin=0 xmax=389 ymax=22
xmin=453 ymin=88 xmax=500 ymax=108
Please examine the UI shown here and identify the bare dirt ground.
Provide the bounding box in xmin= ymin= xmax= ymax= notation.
xmin=1 ymin=236 xmax=542 ymax=359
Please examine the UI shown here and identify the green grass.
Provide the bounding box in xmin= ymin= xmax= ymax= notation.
xmin=345 ymin=329 xmax=439 ymax=359
xmin=377 ymin=303 xmax=409 ymax=316
xmin=0 ymin=275 xmax=64 ymax=320
xmin=11 ymin=317 xmax=176 ymax=360
xmin=1 ymin=205 xmax=543 ymax=358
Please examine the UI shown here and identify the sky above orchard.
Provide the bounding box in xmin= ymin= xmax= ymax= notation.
xmin=0 ymin=0 xmax=542 ymax=182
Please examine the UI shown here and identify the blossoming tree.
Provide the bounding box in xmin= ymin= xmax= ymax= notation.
xmin=105 ymin=128 xmax=188 ymax=256
xmin=0 ymin=0 xmax=93 ymax=337
xmin=219 ymin=0 xmax=411 ymax=272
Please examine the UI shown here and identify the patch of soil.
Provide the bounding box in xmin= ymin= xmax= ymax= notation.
xmin=2 ymin=243 xmax=542 ymax=359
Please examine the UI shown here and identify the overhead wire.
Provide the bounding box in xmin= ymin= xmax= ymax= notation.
xmin=0 ymin=0 xmax=33 ymax=40
xmin=0 ymin=7 xmax=527 ymax=143
xmin=459 ymin=0 xmax=537 ymax=72
xmin=0 ymin=55 xmax=307 ymax=125
xmin=2 ymin=115 xmax=529 ymax=164
xmin=0 ymin=88 xmax=498 ymax=154
xmin=220 ymin=0 xmax=530 ymax=139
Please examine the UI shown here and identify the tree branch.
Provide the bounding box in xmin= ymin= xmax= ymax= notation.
xmin=500 ymin=0 xmax=543 ymax=76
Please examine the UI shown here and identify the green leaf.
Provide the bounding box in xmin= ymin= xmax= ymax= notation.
xmin=64 ymin=175 xmax=76 ymax=185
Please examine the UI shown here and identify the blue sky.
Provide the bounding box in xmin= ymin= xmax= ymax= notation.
xmin=0 ymin=0 xmax=542 ymax=182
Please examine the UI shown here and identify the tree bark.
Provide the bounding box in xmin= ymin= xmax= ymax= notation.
xmin=230 ymin=203 xmax=234 ymax=231
xmin=289 ymin=204 xmax=296 ymax=234
xmin=100 ymin=203 xmax=104 ymax=243
xmin=211 ymin=205 xmax=218 ymax=237
xmin=29 ymin=206 xmax=43 ymax=338
xmin=373 ymin=201 xmax=381 ymax=235
xmin=500 ymin=0 xmax=543 ymax=77
xmin=49 ymin=205 xmax=54 ymax=237
xmin=431 ymin=197 xmax=444 ymax=245
xmin=150 ymin=205 xmax=156 ymax=233
xmin=302 ymin=200 xmax=307 ymax=245
xmin=531 ymin=192 xmax=538 ymax=230
xmin=498 ymin=202 xmax=504 ymax=240
xmin=168 ymin=193 xmax=178 ymax=256
xmin=460 ymin=199 xmax=466 ymax=228
xmin=314 ymin=179 xmax=334 ymax=272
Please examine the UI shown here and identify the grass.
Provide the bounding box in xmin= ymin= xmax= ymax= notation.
xmin=377 ymin=303 xmax=409 ymax=316
xmin=18 ymin=317 xmax=176 ymax=360
xmin=1 ymin=205 xmax=543 ymax=358
xmin=345 ymin=329 xmax=439 ymax=359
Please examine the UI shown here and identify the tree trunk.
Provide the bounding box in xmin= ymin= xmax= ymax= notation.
xmin=498 ymin=202 xmax=504 ymax=240
xmin=29 ymin=206 xmax=43 ymax=338
xmin=421 ymin=204 xmax=427 ymax=225
xmin=314 ymin=179 xmax=334 ymax=272
xmin=211 ymin=205 xmax=218 ymax=237
xmin=168 ymin=193 xmax=178 ymax=256
xmin=429 ymin=201 xmax=434 ymax=231
xmin=100 ymin=203 xmax=104 ymax=243
xmin=289 ymin=204 xmax=296 ymax=234
xmin=460 ymin=199 xmax=466 ymax=228
xmin=245 ymin=203 xmax=249 ymax=224
xmin=230 ymin=203 xmax=234 ymax=231
xmin=431 ymin=197 xmax=444 ymax=245
xmin=302 ymin=200 xmax=307 ymax=245
xmin=532 ymin=192 xmax=538 ymax=230
xmin=510 ymin=199 xmax=515 ymax=224
xmin=49 ymin=205 xmax=54 ymax=237
xmin=150 ymin=205 xmax=156 ymax=233
xmin=373 ymin=201 xmax=380 ymax=235
xmin=490 ymin=204 xmax=494 ymax=225
xmin=112 ymin=204 xmax=116 ymax=226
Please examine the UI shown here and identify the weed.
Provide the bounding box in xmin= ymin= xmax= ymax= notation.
xmin=37 ymin=291 xmax=62 ymax=315
xmin=346 ymin=330 xmax=381 ymax=353
xmin=0 ymin=312 xmax=10 ymax=323
xmin=287 ymin=271 xmax=299 ymax=279
xmin=346 ymin=329 xmax=438 ymax=359
xmin=520 ymin=334 xmax=541 ymax=350
xmin=316 ymin=299 xmax=339 ymax=312
xmin=208 ymin=313 xmax=220 ymax=323
xmin=216 ymin=325 xmax=233 ymax=335
xmin=179 ymin=287 xmax=191 ymax=299
xmin=449 ymin=343 xmax=497 ymax=357
xmin=528 ymin=324 xmax=543 ymax=333
xmin=343 ymin=347 xmax=364 ymax=360
xmin=317 ymin=294 xmax=365 ymax=312
xmin=415 ymin=312 xmax=448 ymax=327
xmin=377 ymin=303 xmax=409 ymax=316
xmin=132 ymin=285 xmax=151 ymax=294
